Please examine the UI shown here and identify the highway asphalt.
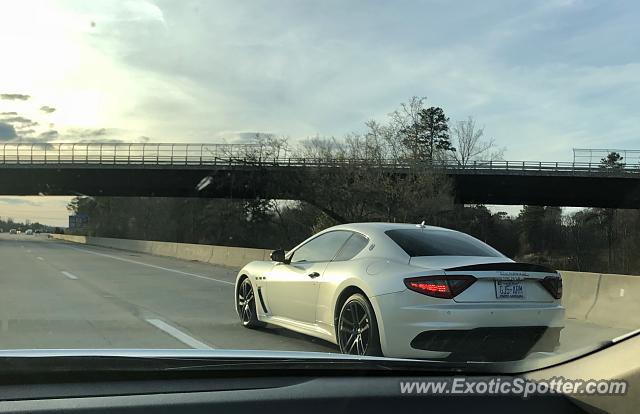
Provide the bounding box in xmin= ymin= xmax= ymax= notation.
xmin=0 ymin=234 xmax=629 ymax=357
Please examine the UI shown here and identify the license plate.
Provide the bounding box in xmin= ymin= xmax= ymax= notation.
xmin=495 ymin=280 xmax=524 ymax=299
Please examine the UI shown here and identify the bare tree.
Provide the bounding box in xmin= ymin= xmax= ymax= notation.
xmin=451 ymin=117 xmax=504 ymax=166
xmin=216 ymin=133 xmax=290 ymax=162
xmin=389 ymin=97 xmax=427 ymax=140
xmin=294 ymin=121 xmax=454 ymax=224
xmin=251 ymin=133 xmax=290 ymax=160
xmin=298 ymin=135 xmax=341 ymax=161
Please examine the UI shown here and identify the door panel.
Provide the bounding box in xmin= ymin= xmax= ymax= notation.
xmin=266 ymin=261 xmax=327 ymax=323
xmin=265 ymin=231 xmax=353 ymax=324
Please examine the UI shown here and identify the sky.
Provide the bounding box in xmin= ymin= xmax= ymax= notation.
xmin=0 ymin=0 xmax=638 ymax=225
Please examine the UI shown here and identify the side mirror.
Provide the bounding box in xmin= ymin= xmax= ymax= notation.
xmin=270 ymin=249 xmax=287 ymax=263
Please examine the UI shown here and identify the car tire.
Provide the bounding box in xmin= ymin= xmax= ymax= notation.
xmin=236 ymin=278 xmax=265 ymax=329
xmin=337 ymin=293 xmax=382 ymax=356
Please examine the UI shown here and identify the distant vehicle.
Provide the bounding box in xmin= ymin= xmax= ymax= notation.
xmin=25 ymin=229 xmax=34 ymax=235
xmin=9 ymin=229 xmax=17 ymax=234
xmin=35 ymin=230 xmax=41 ymax=235
xmin=16 ymin=230 xmax=21 ymax=235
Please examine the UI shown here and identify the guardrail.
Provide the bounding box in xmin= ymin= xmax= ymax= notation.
xmin=1 ymin=143 xmax=639 ymax=175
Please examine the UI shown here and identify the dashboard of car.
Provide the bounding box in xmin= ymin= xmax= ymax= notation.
xmin=0 ymin=376 xmax=586 ymax=414
xmin=0 ymin=333 xmax=636 ymax=414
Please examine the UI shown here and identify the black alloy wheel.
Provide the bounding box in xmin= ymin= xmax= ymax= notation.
xmin=237 ymin=278 xmax=264 ymax=328
xmin=337 ymin=293 xmax=381 ymax=356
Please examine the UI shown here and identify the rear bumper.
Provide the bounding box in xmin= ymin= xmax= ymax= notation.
xmin=410 ymin=326 xmax=562 ymax=361
xmin=370 ymin=290 xmax=565 ymax=360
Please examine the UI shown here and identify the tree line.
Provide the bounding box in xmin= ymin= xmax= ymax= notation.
xmin=66 ymin=98 xmax=640 ymax=275
xmin=0 ymin=217 xmax=54 ymax=233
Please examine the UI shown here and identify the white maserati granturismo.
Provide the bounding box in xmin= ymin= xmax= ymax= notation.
xmin=235 ymin=223 xmax=565 ymax=361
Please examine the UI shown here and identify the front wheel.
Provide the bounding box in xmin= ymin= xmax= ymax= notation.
xmin=337 ymin=293 xmax=382 ymax=356
xmin=237 ymin=278 xmax=265 ymax=329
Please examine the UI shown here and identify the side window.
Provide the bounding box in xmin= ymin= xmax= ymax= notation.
xmin=290 ymin=231 xmax=352 ymax=263
xmin=334 ymin=233 xmax=369 ymax=261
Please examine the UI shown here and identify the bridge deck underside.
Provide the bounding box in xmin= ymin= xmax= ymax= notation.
xmin=0 ymin=166 xmax=638 ymax=208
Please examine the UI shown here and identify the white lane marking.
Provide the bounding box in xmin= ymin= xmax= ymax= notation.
xmin=61 ymin=271 xmax=78 ymax=280
xmin=65 ymin=246 xmax=234 ymax=286
xmin=36 ymin=256 xmax=44 ymax=261
xmin=145 ymin=318 xmax=212 ymax=349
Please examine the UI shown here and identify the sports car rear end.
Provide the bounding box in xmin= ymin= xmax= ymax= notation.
xmin=371 ymin=260 xmax=565 ymax=361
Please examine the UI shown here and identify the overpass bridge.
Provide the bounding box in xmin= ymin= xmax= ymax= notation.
xmin=1 ymin=143 xmax=639 ymax=208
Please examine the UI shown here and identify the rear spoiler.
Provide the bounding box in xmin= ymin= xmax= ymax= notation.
xmin=444 ymin=262 xmax=557 ymax=273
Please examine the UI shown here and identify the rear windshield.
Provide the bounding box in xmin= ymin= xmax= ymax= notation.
xmin=385 ymin=229 xmax=503 ymax=257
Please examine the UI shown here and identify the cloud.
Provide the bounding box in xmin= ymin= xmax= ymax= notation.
xmin=56 ymin=128 xmax=125 ymax=142
xmin=0 ymin=113 xmax=39 ymax=133
xmin=0 ymin=123 xmax=17 ymax=140
xmin=0 ymin=94 xmax=30 ymax=101
xmin=0 ymin=120 xmax=151 ymax=144
xmin=215 ymin=131 xmax=276 ymax=144
xmin=66 ymin=127 xmax=110 ymax=137
xmin=0 ymin=106 xmax=52 ymax=142
xmin=61 ymin=128 xmax=153 ymax=143
xmin=112 ymin=1 xmax=638 ymax=159
xmin=75 ymin=138 xmax=124 ymax=144
xmin=6 ymin=137 xmax=56 ymax=147
xmin=9 ymin=130 xmax=60 ymax=144
xmin=38 ymin=130 xmax=59 ymax=140
xmin=3 ymin=1 xmax=639 ymax=161
xmin=40 ymin=106 xmax=56 ymax=113
xmin=0 ymin=115 xmax=38 ymax=125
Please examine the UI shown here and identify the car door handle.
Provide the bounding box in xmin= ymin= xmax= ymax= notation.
xmin=308 ymin=272 xmax=320 ymax=279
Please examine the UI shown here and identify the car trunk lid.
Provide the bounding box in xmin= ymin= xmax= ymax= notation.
xmin=409 ymin=257 xmax=559 ymax=303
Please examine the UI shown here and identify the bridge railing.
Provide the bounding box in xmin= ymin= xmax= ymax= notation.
xmin=0 ymin=143 xmax=639 ymax=174
xmin=0 ymin=143 xmax=266 ymax=166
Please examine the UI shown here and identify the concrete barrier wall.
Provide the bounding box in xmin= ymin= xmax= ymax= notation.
xmin=55 ymin=234 xmax=87 ymax=244
xmin=559 ymin=271 xmax=601 ymax=320
xmin=51 ymin=234 xmax=639 ymax=330
xmin=559 ymin=270 xmax=639 ymax=330
xmin=584 ymin=273 xmax=640 ymax=330
xmin=51 ymin=234 xmax=272 ymax=268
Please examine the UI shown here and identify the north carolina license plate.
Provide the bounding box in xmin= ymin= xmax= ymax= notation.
xmin=495 ymin=280 xmax=525 ymax=299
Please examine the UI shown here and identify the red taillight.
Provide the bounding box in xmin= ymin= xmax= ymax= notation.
xmin=540 ymin=276 xmax=563 ymax=299
xmin=404 ymin=275 xmax=476 ymax=299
